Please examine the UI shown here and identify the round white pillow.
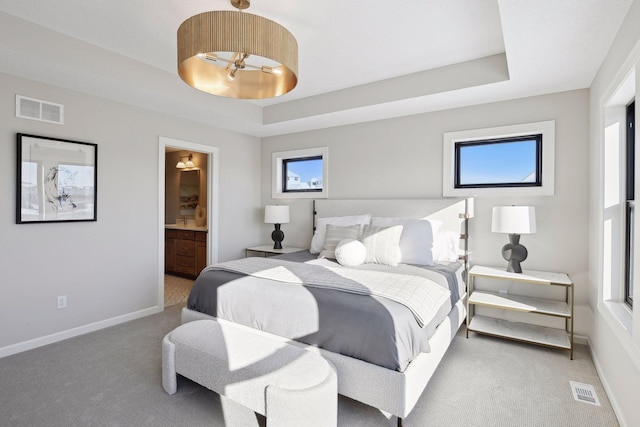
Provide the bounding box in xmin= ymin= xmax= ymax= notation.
xmin=335 ymin=239 xmax=367 ymax=267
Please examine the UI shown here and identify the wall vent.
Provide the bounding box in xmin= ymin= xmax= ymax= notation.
xmin=570 ymin=381 xmax=600 ymax=406
xmin=16 ymin=95 xmax=64 ymax=124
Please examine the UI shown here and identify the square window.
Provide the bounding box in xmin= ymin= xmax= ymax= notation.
xmin=272 ymin=147 xmax=328 ymax=199
xmin=283 ymin=156 xmax=323 ymax=192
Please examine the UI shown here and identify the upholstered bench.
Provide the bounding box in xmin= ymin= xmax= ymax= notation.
xmin=162 ymin=319 xmax=338 ymax=427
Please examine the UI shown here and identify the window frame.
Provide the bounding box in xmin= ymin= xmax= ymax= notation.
xmin=625 ymin=100 xmax=635 ymax=308
xmin=272 ymin=147 xmax=328 ymax=199
xmin=282 ymin=155 xmax=323 ymax=193
xmin=454 ymin=134 xmax=543 ymax=189
xmin=443 ymin=120 xmax=555 ymax=197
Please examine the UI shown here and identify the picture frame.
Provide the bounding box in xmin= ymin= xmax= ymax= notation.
xmin=17 ymin=133 xmax=98 ymax=224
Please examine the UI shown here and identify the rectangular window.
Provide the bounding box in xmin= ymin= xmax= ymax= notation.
xmin=272 ymin=147 xmax=328 ymax=199
xmin=443 ymin=120 xmax=555 ymax=197
xmin=625 ymin=100 xmax=635 ymax=308
xmin=454 ymin=135 xmax=542 ymax=189
xmin=282 ymin=156 xmax=323 ymax=193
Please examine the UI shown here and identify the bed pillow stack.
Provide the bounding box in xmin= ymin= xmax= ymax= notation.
xmin=311 ymin=214 xmax=457 ymax=267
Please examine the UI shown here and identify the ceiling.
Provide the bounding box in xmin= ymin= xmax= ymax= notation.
xmin=0 ymin=0 xmax=633 ymax=137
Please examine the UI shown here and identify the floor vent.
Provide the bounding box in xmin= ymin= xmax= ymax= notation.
xmin=570 ymin=381 xmax=601 ymax=406
xmin=16 ymin=95 xmax=64 ymax=124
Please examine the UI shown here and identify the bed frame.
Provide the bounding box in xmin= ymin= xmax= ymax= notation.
xmin=182 ymin=198 xmax=473 ymax=425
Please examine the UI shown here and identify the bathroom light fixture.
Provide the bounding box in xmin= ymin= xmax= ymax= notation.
xmin=264 ymin=205 xmax=290 ymax=249
xmin=491 ymin=206 xmax=536 ymax=273
xmin=176 ymin=154 xmax=195 ymax=169
xmin=177 ymin=0 xmax=298 ymax=99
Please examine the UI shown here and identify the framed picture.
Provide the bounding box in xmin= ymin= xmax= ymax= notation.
xmin=17 ymin=133 xmax=97 ymax=223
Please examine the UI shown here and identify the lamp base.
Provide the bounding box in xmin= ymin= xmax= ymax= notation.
xmin=271 ymin=224 xmax=284 ymax=250
xmin=501 ymin=233 xmax=528 ymax=273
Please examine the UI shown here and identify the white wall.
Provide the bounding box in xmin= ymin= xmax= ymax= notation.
xmin=261 ymin=89 xmax=591 ymax=336
xmin=589 ymin=0 xmax=640 ymax=425
xmin=0 ymin=72 xmax=262 ymax=355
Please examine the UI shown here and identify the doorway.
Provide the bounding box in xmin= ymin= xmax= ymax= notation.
xmin=158 ymin=136 xmax=219 ymax=309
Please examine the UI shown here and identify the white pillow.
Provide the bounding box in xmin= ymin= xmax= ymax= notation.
xmin=433 ymin=230 xmax=461 ymax=262
xmin=335 ymin=239 xmax=367 ymax=267
xmin=310 ymin=214 xmax=371 ymax=254
xmin=318 ymin=224 xmax=362 ymax=259
xmin=362 ymin=224 xmax=403 ymax=267
xmin=371 ymin=217 xmax=438 ymax=265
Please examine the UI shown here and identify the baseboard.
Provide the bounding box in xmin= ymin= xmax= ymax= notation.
xmin=573 ymin=333 xmax=588 ymax=345
xmin=0 ymin=305 xmax=163 ymax=359
xmin=586 ymin=337 xmax=625 ymax=427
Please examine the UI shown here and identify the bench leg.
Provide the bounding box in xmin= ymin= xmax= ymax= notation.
xmin=162 ymin=335 xmax=177 ymax=395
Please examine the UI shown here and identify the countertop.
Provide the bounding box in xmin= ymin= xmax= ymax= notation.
xmin=165 ymin=224 xmax=208 ymax=232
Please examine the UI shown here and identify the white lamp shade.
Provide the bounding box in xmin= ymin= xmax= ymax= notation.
xmin=491 ymin=206 xmax=536 ymax=234
xmin=264 ymin=205 xmax=290 ymax=224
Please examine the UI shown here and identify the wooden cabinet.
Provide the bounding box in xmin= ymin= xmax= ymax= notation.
xmin=165 ymin=228 xmax=207 ymax=279
xmin=195 ymin=232 xmax=207 ymax=275
xmin=165 ymin=232 xmax=177 ymax=272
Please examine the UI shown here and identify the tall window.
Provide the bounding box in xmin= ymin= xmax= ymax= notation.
xmin=625 ymin=100 xmax=635 ymax=308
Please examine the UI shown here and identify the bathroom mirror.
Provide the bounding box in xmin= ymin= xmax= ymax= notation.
xmin=179 ymin=170 xmax=199 ymax=216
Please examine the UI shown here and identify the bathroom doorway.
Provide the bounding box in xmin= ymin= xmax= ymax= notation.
xmin=158 ymin=137 xmax=219 ymax=309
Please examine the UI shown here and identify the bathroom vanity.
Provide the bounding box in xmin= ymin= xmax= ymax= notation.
xmin=165 ymin=225 xmax=207 ymax=278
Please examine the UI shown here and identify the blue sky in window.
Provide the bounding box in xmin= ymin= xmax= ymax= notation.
xmin=459 ymin=140 xmax=537 ymax=184
xmin=288 ymin=158 xmax=323 ymax=184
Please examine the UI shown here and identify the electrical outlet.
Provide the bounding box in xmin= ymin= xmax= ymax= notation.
xmin=499 ymin=289 xmax=509 ymax=295
xmin=57 ymin=295 xmax=67 ymax=309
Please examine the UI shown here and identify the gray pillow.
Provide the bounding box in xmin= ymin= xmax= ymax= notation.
xmin=318 ymin=224 xmax=362 ymax=259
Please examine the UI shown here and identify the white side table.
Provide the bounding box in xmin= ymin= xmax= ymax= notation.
xmin=466 ymin=265 xmax=574 ymax=359
xmin=245 ymin=245 xmax=306 ymax=258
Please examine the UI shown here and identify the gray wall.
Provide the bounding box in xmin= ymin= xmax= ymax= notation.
xmin=262 ymin=89 xmax=591 ymax=336
xmin=0 ymin=72 xmax=261 ymax=352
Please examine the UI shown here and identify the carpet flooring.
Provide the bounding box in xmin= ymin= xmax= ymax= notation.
xmin=0 ymin=305 xmax=619 ymax=426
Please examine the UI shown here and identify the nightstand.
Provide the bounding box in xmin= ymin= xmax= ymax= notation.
xmin=245 ymin=245 xmax=306 ymax=258
xmin=466 ymin=265 xmax=574 ymax=359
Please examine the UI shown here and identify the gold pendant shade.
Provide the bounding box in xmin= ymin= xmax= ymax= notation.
xmin=177 ymin=10 xmax=298 ymax=99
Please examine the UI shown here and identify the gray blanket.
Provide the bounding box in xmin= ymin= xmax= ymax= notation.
xmin=203 ymin=257 xmax=451 ymax=328
xmin=188 ymin=251 xmax=463 ymax=371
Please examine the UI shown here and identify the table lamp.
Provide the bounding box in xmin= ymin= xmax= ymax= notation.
xmin=264 ymin=205 xmax=290 ymax=249
xmin=491 ymin=206 xmax=536 ymax=273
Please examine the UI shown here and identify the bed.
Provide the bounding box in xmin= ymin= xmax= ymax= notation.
xmin=181 ymin=198 xmax=473 ymax=425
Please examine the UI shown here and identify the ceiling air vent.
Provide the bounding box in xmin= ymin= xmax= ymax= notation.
xmin=16 ymin=95 xmax=64 ymax=124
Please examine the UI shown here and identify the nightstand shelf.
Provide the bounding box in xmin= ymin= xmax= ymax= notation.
xmin=468 ymin=291 xmax=571 ymax=318
xmin=466 ymin=265 xmax=574 ymax=359
xmin=468 ymin=316 xmax=572 ymax=350
xmin=245 ymin=245 xmax=305 ymax=258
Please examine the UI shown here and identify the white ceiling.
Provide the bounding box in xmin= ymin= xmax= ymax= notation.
xmin=0 ymin=0 xmax=633 ymax=137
